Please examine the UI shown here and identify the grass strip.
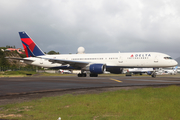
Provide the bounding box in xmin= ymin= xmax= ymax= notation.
xmin=0 ymin=85 xmax=180 ymax=120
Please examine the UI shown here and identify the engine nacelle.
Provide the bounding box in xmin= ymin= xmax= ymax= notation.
xmin=88 ymin=64 xmax=106 ymax=74
xmin=106 ymin=67 xmax=123 ymax=74
xmin=147 ymin=71 xmax=152 ymax=75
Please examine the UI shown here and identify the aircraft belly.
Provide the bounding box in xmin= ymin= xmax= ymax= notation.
xmin=31 ymin=60 xmax=62 ymax=68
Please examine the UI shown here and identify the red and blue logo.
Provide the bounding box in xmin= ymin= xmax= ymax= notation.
xmin=19 ymin=32 xmax=45 ymax=57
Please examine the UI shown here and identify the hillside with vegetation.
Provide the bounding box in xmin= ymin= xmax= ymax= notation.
xmin=0 ymin=47 xmax=32 ymax=71
xmin=0 ymin=46 xmax=61 ymax=71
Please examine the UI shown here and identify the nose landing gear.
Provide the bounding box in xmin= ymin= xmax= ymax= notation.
xmin=151 ymin=70 xmax=156 ymax=78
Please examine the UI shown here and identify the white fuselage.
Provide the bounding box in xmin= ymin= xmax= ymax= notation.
xmin=23 ymin=52 xmax=178 ymax=69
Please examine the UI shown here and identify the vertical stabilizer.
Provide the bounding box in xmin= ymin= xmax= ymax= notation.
xmin=19 ymin=31 xmax=45 ymax=57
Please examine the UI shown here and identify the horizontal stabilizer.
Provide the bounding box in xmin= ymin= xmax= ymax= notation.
xmin=5 ymin=57 xmax=34 ymax=62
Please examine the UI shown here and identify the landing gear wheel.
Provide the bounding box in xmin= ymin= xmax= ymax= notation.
xmin=90 ymin=74 xmax=98 ymax=77
xmin=77 ymin=73 xmax=82 ymax=77
xmin=151 ymin=72 xmax=156 ymax=78
xmin=77 ymin=73 xmax=87 ymax=77
xmin=82 ymin=73 xmax=87 ymax=77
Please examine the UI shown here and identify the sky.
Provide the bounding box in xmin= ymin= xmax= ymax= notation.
xmin=0 ymin=0 xmax=180 ymax=58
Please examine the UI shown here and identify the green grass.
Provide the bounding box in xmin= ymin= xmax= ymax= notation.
xmin=0 ymin=70 xmax=36 ymax=75
xmin=0 ymin=70 xmax=76 ymax=77
xmin=0 ymin=86 xmax=180 ymax=120
xmin=0 ymin=71 xmax=37 ymax=77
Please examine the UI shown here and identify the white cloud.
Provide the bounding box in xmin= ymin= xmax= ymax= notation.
xmin=0 ymin=0 xmax=180 ymax=58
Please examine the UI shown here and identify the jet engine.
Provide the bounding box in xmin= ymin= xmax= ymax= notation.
xmin=83 ymin=64 xmax=106 ymax=74
xmin=147 ymin=71 xmax=152 ymax=75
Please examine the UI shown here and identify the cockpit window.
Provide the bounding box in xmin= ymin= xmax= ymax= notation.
xmin=164 ymin=57 xmax=172 ymax=59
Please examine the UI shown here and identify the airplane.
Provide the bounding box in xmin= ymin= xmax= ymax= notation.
xmin=162 ymin=66 xmax=178 ymax=75
xmin=7 ymin=31 xmax=178 ymax=78
xmin=127 ymin=68 xmax=154 ymax=75
xmin=59 ymin=69 xmax=72 ymax=74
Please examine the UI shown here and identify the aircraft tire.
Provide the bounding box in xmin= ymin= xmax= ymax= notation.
xmin=151 ymin=73 xmax=156 ymax=78
xmin=90 ymin=74 xmax=98 ymax=77
xmin=82 ymin=73 xmax=87 ymax=77
xmin=78 ymin=73 xmax=87 ymax=77
xmin=77 ymin=74 xmax=82 ymax=77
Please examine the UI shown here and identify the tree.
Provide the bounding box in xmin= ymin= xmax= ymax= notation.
xmin=47 ymin=50 xmax=59 ymax=55
xmin=6 ymin=45 xmax=16 ymax=48
xmin=0 ymin=50 xmax=9 ymax=67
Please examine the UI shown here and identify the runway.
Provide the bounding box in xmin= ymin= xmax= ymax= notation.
xmin=1 ymin=76 xmax=180 ymax=97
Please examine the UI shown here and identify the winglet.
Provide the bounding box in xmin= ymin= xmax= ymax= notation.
xmin=19 ymin=31 xmax=45 ymax=57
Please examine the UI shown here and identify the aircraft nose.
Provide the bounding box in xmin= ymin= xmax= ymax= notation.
xmin=173 ymin=60 xmax=178 ymax=66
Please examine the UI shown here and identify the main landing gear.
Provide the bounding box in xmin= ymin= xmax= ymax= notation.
xmin=77 ymin=70 xmax=87 ymax=77
xmin=77 ymin=73 xmax=87 ymax=77
xmin=77 ymin=71 xmax=98 ymax=77
xmin=90 ymin=73 xmax=98 ymax=77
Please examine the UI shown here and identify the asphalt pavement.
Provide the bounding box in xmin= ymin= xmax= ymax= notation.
xmin=1 ymin=76 xmax=180 ymax=96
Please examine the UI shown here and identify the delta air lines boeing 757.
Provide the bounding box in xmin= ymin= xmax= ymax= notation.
xmin=8 ymin=31 xmax=178 ymax=78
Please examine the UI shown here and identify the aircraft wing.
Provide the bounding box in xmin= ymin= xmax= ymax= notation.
xmin=41 ymin=57 xmax=90 ymax=68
